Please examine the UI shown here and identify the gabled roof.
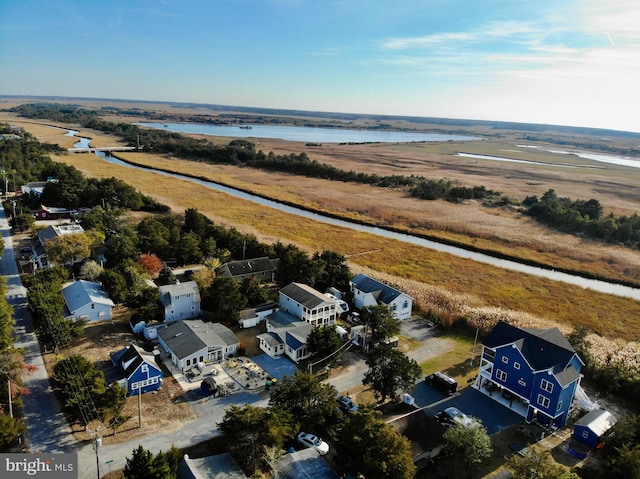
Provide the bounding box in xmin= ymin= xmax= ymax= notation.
xmin=158 ymin=321 xmax=207 ymax=359
xmin=484 ymin=321 xmax=579 ymax=373
xmin=350 ymin=274 xmax=411 ymax=304
xmin=61 ymin=280 xmax=114 ymax=314
xmin=264 ymin=311 xmax=313 ymax=349
xmin=158 ymin=320 xmax=239 ymax=359
xmin=218 ymin=257 xmax=279 ymax=278
xmin=110 ymin=344 xmax=161 ymax=379
xmin=280 ymin=283 xmax=337 ymax=309
xmin=575 ymin=409 xmax=617 ymax=436
xmin=106 ymin=344 xmax=161 ymax=385
xmin=158 ymin=281 xmax=200 ymax=306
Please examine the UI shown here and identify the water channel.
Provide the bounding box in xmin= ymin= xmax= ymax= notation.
xmin=70 ymin=132 xmax=640 ymax=301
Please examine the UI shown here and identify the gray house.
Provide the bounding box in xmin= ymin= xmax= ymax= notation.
xmin=217 ymin=257 xmax=279 ymax=282
xmin=157 ymin=319 xmax=239 ymax=372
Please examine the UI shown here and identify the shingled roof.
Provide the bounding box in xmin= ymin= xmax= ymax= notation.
xmin=350 ymin=274 xmax=409 ymax=304
xmin=280 ymin=282 xmax=336 ymax=309
xmin=484 ymin=321 xmax=580 ymax=375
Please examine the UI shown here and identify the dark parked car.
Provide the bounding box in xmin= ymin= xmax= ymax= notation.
xmin=425 ymin=372 xmax=458 ymax=396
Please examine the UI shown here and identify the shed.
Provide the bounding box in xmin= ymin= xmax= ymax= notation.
xmin=572 ymin=409 xmax=617 ymax=448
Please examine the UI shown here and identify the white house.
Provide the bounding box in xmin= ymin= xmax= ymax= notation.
xmin=349 ymin=274 xmax=413 ymax=320
xmin=279 ymin=282 xmax=339 ymax=327
xmin=61 ymin=280 xmax=114 ymax=322
xmin=158 ymin=281 xmax=201 ymax=323
xmin=257 ymin=311 xmax=314 ymax=362
xmin=157 ymin=319 xmax=239 ymax=372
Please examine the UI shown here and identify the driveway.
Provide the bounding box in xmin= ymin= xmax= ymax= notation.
xmin=411 ymin=382 xmax=524 ymax=435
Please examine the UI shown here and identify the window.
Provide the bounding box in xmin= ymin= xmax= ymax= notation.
xmin=141 ymin=364 xmax=149 ymax=373
xmin=537 ymin=395 xmax=550 ymax=408
xmin=541 ymin=379 xmax=554 ymax=393
xmin=91 ymin=303 xmax=95 ymax=309
xmin=518 ymin=379 xmax=526 ymax=387
xmin=582 ymin=431 xmax=589 ymax=439
xmin=496 ymin=369 xmax=507 ymax=382
xmin=403 ymin=300 xmax=409 ymax=309
xmin=514 ymin=362 xmax=520 ymax=370
xmin=186 ymin=359 xmax=191 ymax=366
xmin=502 ymin=356 xmax=509 ymax=364
xmin=557 ymin=401 xmax=563 ymax=412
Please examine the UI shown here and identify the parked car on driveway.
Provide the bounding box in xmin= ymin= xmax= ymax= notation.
xmin=425 ymin=372 xmax=458 ymax=396
xmin=297 ymin=432 xmax=329 ymax=455
xmin=434 ymin=406 xmax=480 ymax=429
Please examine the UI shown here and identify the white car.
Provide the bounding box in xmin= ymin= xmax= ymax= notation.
xmin=297 ymin=432 xmax=329 ymax=455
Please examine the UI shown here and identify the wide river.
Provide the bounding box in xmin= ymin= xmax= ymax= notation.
xmin=70 ymin=133 xmax=640 ymax=301
xmin=135 ymin=122 xmax=481 ymax=143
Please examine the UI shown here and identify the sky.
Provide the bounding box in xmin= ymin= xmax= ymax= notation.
xmin=1 ymin=0 xmax=639 ymax=132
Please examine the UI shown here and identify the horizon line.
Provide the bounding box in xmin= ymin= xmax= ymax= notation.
xmin=2 ymin=94 xmax=640 ymax=138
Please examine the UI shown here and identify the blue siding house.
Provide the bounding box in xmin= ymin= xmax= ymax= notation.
xmin=475 ymin=321 xmax=583 ymax=429
xmin=573 ymin=409 xmax=617 ymax=448
xmin=106 ymin=344 xmax=163 ymax=395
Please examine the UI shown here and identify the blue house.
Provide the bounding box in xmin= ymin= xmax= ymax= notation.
xmin=475 ymin=321 xmax=583 ymax=429
xmin=106 ymin=344 xmax=163 ymax=395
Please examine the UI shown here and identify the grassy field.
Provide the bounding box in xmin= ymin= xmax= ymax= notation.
xmin=3 ymin=109 xmax=640 ymax=351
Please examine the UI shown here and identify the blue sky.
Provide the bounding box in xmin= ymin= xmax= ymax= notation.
xmin=1 ymin=0 xmax=638 ymax=132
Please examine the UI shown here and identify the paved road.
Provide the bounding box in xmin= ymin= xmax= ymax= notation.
xmin=328 ymin=319 xmax=454 ymax=394
xmin=0 ymin=202 xmax=77 ymax=455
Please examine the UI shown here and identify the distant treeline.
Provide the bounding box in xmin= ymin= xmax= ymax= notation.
xmin=9 ymin=103 xmax=503 ymax=205
xmin=9 ymin=103 xmax=640 ymax=249
xmin=524 ymin=189 xmax=640 ymax=247
xmin=0 ymin=123 xmax=167 ymax=212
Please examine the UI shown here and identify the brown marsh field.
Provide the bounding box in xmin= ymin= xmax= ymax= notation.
xmin=2 ymin=100 xmax=639 ymax=370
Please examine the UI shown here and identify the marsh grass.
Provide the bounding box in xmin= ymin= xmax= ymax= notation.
xmin=13 ymin=119 xmax=640 ymax=373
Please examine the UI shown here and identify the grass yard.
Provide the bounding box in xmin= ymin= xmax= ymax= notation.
xmin=42 ymin=315 xmax=197 ymax=445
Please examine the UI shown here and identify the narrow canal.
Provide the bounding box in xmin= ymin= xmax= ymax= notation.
xmin=71 ymin=133 xmax=640 ymax=301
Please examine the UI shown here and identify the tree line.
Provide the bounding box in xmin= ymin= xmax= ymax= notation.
xmin=525 ymin=189 xmax=640 ymax=248
xmin=10 ymin=103 xmax=640 ymax=250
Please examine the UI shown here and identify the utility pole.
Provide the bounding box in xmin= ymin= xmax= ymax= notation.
xmin=469 ymin=327 xmax=479 ymax=367
xmin=92 ymin=427 xmax=102 ymax=479
xmin=138 ymin=384 xmax=142 ymax=428
xmin=7 ymin=378 xmax=12 ymax=418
